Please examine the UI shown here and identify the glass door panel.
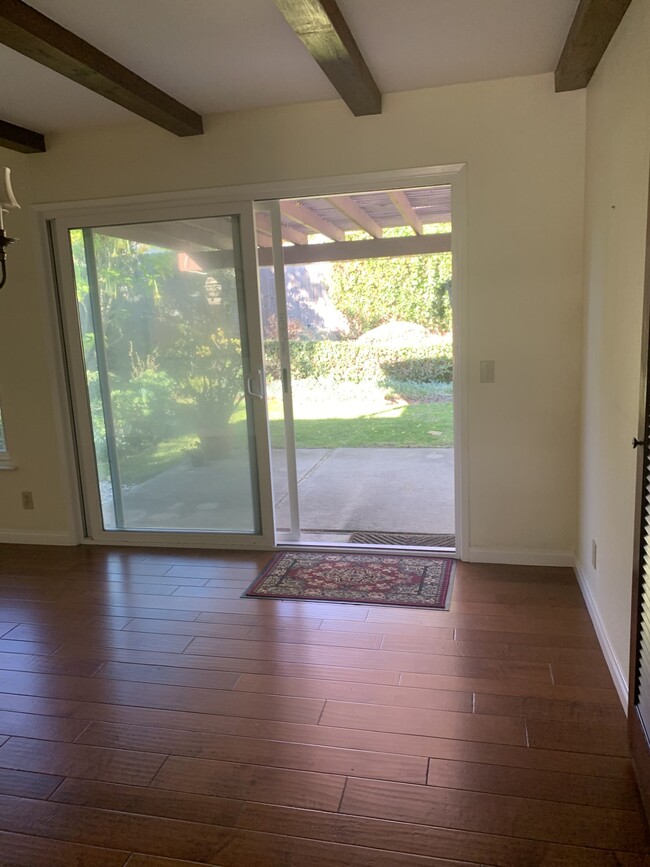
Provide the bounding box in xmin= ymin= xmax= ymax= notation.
xmin=66 ymin=214 xmax=264 ymax=535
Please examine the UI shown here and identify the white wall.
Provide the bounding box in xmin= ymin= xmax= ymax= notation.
xmin=0 ymin=73 xmax=586 ymax=558
xmin=577 ymin=0 xmax=650 ymax=699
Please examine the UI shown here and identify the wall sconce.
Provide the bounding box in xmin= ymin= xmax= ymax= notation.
xmin=0 ymin=168 xmax=20 ymax=290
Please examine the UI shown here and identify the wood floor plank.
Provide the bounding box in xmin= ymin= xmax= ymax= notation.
xmin=474 ymin=692 xmax=626 ymax=725
xmin=0 ymin=767 xmax=63 ymax=798
xmin=552 ymin=661 xmax=617 ymax=689
xmin=237 ymin=802 xmax=647 ymax=867
xmin=243 ymin=625 xmax=383 ymax=649
xmin=0 ymin=829 xmax=129 ymax=866
xmin=366 ymin=608 xmax=598 ymax=636
xmin=399 ymin=670 xmax=620 ymax=704
xmin=0 ymin=737 xmax=166 ymax=785
xmin=169 ymin=585 xmax=247 ymax=599
xmin=319 ymin=700 xmax=527 ymax=746
xmin=0 ymin=651 xmax=102 ymax=676
xmin=196 ymin=610 xmax=324 ymax=627
xmin=122 ymin=618 xmax=252 ymax=639
xmin=151 ymin=754 xmax=345 ymax=811
xmin=233 ymin=672 xmax=473 ymax=713
xmin=379 ymin=633 xmax=607 ymax=665
xmin=425 ymin=755 xmax=641 ymax=810
xmin=185 ymin=636 xmax=555 ymax=682
xmin=0 ymin=708 xmax=91 ymax=742
xmin=340 ymin=777 xmax=649 ymax=851
xmin=51 ymin=778 xmax=244 ymax=826
xmin=77 ymin=721 xmax=429 ymax=783
xmin=83 ymin=592 xmax=372 ymax=619
xmin=124 ymin=851 xmax=467 ymax=867
xmin=319 ymin=618 xmax=455 ymax=640
xmin=0 ymin=668 xmax=325 ymax=724
xmin=454 ymin=626 xmax=599 ymax=648
xmin=94 ymin=662 xmax=242 ymax=691
xmin=0 ymin=638 xmax=61 ymax=656
xmin=448 ymin=600 xmax=591 ymax=620
xmin=56 ymin=630 xmax=195 ymax=653
xmin=87 ymin=649 xmax=400 ymax=685
xmin=526 ymin=718 xmax=630 ymax=756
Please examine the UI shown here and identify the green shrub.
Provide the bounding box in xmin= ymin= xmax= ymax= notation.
xmin=112 ymin=369 xmax=178 ymax=453
xmin=264 ymin=339 xmax=452 ymax=384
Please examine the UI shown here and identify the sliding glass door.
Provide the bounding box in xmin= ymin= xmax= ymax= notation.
xmin=53 ymin=203 xmax=274 ymax=546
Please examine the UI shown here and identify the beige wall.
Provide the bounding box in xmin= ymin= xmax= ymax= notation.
xmin=0 ymin=73 xmax=586 ymax=556
xmin=578 ymin=0 xmax=650 ymax=687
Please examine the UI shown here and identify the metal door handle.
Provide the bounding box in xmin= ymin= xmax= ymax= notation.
xmin=633 ymin=437 xmax=645 ymax=449
xmin=247 ymin=368 xmax=264 ymax=399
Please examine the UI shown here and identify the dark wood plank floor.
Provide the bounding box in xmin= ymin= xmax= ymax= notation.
xmin=0 ymin=544 xmax=647 ymax=866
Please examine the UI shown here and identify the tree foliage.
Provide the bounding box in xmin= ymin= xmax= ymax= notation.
xmin=71 ymin=230 xmax=245 ymax=463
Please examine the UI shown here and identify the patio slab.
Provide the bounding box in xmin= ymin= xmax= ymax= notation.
xmin=115 ymin=446 xmax=454 ymax=536
xmin=275 ymin=447 xmax=454 ymax=535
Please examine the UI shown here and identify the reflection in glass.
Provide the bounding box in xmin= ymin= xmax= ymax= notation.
xmin=70 ymin=217 xmax=260 ymax=533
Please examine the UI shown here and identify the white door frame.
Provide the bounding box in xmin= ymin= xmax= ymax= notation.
xmin=37 ymin=162 xmax=469 ymax=558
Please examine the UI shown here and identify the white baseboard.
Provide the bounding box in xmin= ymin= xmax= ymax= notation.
xmin=0 ymin=530 xmax=77 ymax=546
xmin=468 ymin=547 xmax=575 ymax=567
xmin=574 ymin=556 xmax=628 ymax=712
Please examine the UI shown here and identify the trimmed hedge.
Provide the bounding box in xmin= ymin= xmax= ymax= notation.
xmin=264 ymin=340 xmax=452 ymax=384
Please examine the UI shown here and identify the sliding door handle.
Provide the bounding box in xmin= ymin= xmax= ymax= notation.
xmin=247 ymin=368 xmax=265 ymax=400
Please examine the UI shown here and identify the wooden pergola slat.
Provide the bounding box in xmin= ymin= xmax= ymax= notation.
xmin=388 ymin=191 xmax=424 ymax=235
xmin=274 ymin=0 xmax=381 ymax=116
xmin=0 ymin=0 xmax=203 ymax=136
xmin=326 ymin=195 xmax=382 ymax=238
xmin=555 ymin=0 xmax=632 ymax=92
xmin=280 ymin=200 xmax=346 ymax=242
xmin=255 ymin=212 xmax=309 ymax=246
xmin=0 ymin=117 xmax=45 ymax=153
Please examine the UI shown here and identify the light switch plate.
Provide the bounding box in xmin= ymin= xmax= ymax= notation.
xmin=480 ymin=360 xmax=495 ymax=383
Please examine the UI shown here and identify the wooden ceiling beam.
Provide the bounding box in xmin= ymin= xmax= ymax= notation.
xmin=0 ymin=117 xmax=45 ymax=153
xmin=274 ymin=0 xmax=381 ymax=116
xmin=280 ymin=200 xmax=346 ymax=242
xmin=555 ymin=0 xmax=632 ymax=92
xmin=326 ymin=195 xmax=382 ymax=238
xmin=388 ymin=191 xmax=424 ymax=235
xmin=0 ymin=0 xmax=203 ymax=136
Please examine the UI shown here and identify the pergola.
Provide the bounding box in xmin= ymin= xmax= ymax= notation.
xmin=101 ymin=184 xmax=452 ymax=268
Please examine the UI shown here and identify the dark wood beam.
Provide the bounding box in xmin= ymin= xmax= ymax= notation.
xmin=555 ymin=0 xmax=632 ymax=92
xmin=0 ymin=0 xmax=203 ymax=136
xmin=0 ymin=118 xmax=45 ymax=153
xmin=274 ymin=0 xmax=381 ymax=116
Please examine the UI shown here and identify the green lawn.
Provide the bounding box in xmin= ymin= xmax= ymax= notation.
xmin=266 ymin=402 xmax=453 ymax=448
xmin=115 ymin=381 xmax=454 ymax=486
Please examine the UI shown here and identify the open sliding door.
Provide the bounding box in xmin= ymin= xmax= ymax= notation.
xmin=52 ymin=201 xmax=275 ymax=548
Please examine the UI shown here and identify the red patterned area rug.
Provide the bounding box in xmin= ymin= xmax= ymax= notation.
xmin=244 ymin=552 xmax=455 ymax=609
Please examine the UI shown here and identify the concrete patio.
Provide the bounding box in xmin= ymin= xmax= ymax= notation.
xmin=110 ymin=447 xmax=454 ymax=539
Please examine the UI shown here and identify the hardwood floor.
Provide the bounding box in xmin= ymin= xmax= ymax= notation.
xmin=0 ymin=545 xmax=646 ymax=866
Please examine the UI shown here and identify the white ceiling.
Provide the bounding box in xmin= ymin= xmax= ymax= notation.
xmin=2 ymin=0 xmax=580 ymax=134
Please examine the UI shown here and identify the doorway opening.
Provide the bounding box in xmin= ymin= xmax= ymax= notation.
xmin=256 ymin=184 xmax=455 ymax=551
